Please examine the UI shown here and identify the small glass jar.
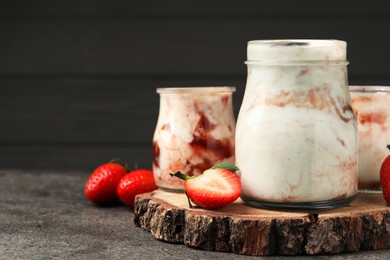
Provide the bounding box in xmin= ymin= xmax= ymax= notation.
xmin=236 ymin=40 xmax=358 ymax=210
xmin=153 ymin=87 xmax=236 ymax=192
xmin=350 ymin=86 xmax=390 ymax=191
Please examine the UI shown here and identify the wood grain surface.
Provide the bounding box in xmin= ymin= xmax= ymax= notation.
xmin=134 ymin=190 xmax=390 ymax=256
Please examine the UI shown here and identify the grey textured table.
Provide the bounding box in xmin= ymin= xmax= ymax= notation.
xmin=1 ymin=170 xmax=390 ymax=259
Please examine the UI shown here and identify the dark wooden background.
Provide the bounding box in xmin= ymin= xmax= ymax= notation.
xmin=1 ymin=0 xmax=390 ymax=172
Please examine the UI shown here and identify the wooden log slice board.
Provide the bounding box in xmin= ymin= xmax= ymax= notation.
xmin=134 ymin=190 xmax=390 ymax=256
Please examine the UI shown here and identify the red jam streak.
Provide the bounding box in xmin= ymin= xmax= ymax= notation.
xmin=188 ymin=112 xmax=233 ymax=175
xmin=357 ymin=111 xmax=387 ymax=125
xmin=153 ymin=141 xmax=160 ymax=168
xmin=352 ymin=96 xmax=388 ymax=126
xmin=266 ymin=88 xmax=354 ymax=123
xmin=153 ymin=111 xmax=234 ymax=177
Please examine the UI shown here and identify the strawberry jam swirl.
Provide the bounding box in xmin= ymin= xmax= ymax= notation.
xmin=153 ymin=87 xmax=236 ymax=191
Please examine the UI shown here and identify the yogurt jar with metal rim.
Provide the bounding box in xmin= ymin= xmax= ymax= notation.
xmin=236 ymin=39 xmax=358 ymax=210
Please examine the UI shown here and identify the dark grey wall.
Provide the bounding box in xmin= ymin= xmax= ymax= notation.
xmin=1 ymin=0 xmax=390 ymax=171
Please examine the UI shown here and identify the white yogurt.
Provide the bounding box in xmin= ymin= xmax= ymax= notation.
xmin=236 ymin=40 xmax=358 ymax=208
xmin=350 ymin=86 xmax=390 ymax=190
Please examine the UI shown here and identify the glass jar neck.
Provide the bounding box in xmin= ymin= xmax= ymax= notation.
xmin=157 ymin=86 xmax=235 ymax=94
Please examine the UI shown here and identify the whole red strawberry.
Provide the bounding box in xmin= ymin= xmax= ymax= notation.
xmin=117 ymin=169 xmax=158 ymax=207
xmin=84 ymin=160 xmax=128 ymax=205
xmin=170 ymin=163 xmax=241 ymax=209
xmin=380 ymin=145 xmax=390 ymax=204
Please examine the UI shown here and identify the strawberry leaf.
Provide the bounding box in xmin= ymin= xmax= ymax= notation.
xmin=108 ymin=158 xmax=129 ymax=172
xmin=170 ymin=171 xmax=192 ymax=180
xmin=211 ymin=163 xmax=239 ymax=172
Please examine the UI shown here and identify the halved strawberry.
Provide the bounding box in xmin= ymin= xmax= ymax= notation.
xmin=170 ymin=163 xmax=241 ymax=209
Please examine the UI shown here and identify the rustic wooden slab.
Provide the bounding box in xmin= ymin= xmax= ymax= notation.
xmin=134 ymin=190 xmax=390 ymax=256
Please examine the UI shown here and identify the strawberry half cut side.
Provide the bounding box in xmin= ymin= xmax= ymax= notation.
xmin=170 ymin=163 xmax=241 ymax=209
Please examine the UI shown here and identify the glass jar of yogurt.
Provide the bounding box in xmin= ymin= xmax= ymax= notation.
xmin=153 ymin=87 xmax=236 ymax=192
xmin=236 ymin=40 xmax=358 ymax=210
xmin=350 ymin=86 xmax=390 ymax=191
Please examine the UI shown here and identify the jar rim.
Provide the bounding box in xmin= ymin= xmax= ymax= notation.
xmin=245 ymin=60 xmax=349 ymax=65
xmin=247 ymin=39 xmax=347 ymax=62
xmin=156 ymin=86 xmax=236 ymax=93
xmin=349 ymin=85 xmax=390 ymax=94
xmin=248 ymin=39 xmax=343 ymax=46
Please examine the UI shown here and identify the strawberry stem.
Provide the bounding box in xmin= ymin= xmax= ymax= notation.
xmin=211 ymin=163 xmax=239 ymax=172
xmin=109 ymin=158 xmax=129 ymax=172
xmin=387 ymin=145 xmax=390 ymax=152
xmin=170 ymin=171 xmax=192 ymax=180
xmin=185 ymin=191 xmax=193 ymax=208
xmin=169 ymin=172 xmax=193 ymax=207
